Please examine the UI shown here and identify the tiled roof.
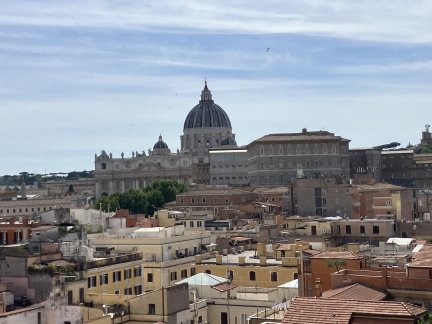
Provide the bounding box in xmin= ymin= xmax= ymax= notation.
xmin=177 ymin=188 xmax=253 ymax=196
xmin=356 ymin=183 xmax=405 ymax=191
xmin=409 ymin=245 xmax=432 ymax=267
xmin=321 ymin=283 xmax=386 ymax=301
xmin=250 ymin=131 xmax=349 ymax=144
xmin=0 ymin=198 xmax=71 ymax=207
xmin=276 ymin=242 xmax=309 ymax=251
xmin=310 ymin=251 xmax=363 ymax=260
xmin=212 ymin=282 xmax=237 ymax=292
xmin=281 ymin=297 xmax=427 ymax=324
xmin=303 ymin=249 xmax=322 ymax=256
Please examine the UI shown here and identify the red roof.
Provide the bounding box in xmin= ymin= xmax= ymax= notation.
xmin=281 ymin=297 xmax=427 ymax=324
xmin=211 ymin=282 xmax=237 ymax=292
xmin=321 ymin=283 xmax=386 ymax=301
xmin=310 ymin=251 xmax=364 ymax=260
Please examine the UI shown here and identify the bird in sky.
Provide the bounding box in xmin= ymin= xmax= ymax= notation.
xmin=266 ymin=47 xmax=270 ymax=52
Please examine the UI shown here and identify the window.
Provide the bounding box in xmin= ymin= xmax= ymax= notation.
xmin=87 ymin=276 xmax=97 ymax=288
xmin=114 ymin=289 xmax=120 ymax=295
xmin=147 ymin=273 xmax=153 ymax=282
xmin=124 ymin=287 xmax=132 ymax=295
xmin=360 ymin=225 xmax=365 ymax=234
xmin=191 ymin=268 xmax=196 ymax=276
xmin=100 ymin=273 xmax=108 ymax=285
xmin=124 ymin=268 xmax=132 ymax=279
xmin=205 ymin=269 xmax=212 ymax=274
xmin=113 ymin=270 xmax=121 ymax=282
xmin=270 ymin=271 xmax=277 ymax=282
xmin=170 ymin=271 xmax=177 ymax=281
xmin=190 ymin=221 xmax=194 ymax=227
xmin=336 ymin=225 xmax=341 ymax=234
xmin=346 ymin=225 xmax=351 ymax=234
xmin=134 ymin=285 xmax=142 ymax=295
xmin=148 ymin=304 xmax=156 ymax=314
xmin=101 ymin=163 xmax=107 ymax=169
xmin=311 ymin=225 xmax=317 ymax=235
xmin=373 ymin=226 xmax=380 ymax=234
xmin=241 ymin=314 xmax=248 ymax=324
xmin=181 ymin=269 xmax=188 ymax=279
xmin=249 ymin=271 xmax=256 ymax=281
xmin=227 ymin=270 xmax=234 ymax=281
xmin=134 ymin=266 xmax=142 ymax=277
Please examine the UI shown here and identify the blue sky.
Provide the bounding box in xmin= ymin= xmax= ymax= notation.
xmin=1 ymin=1 xmax=432 ymax=175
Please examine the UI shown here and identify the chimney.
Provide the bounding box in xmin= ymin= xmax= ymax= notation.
xmin=222 ymin=249 xmax=228 ymax=256
xmin=257 ymin=243 xmax=265 ymax=257
xmin=216 ymin=255 xmax=223 ymax=265
xmin=260 ymin=256 xmax=267 ymax=266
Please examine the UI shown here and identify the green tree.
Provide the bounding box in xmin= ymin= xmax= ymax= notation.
xmin=145 ymin=179 xmax=187 ymax=202
xmin=94 ymin=180 xmax=187 ymax=215
xmin=326 ymin=258 xmax=347 ymax=274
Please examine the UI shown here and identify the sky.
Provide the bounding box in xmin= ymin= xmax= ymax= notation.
xmin=1 ymin=1 xmax=432 ymax=175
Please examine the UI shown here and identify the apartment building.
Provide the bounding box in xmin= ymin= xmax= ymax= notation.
xmin=331 ymin=218 xmax=396 ymax=245
xmin=351 ymin=182 xmax=416 ymax=220
xmin=174 ymin=186 xmax=258 ymax=215
xmin=0 ymin=198 xmax=72 ymax=217
xmin=194 ymin=243 xmax=299 ymax=288
xmin=88 ymin=225 xmax=212 ymax=291
xmin=299 ymin=250 xmax=367 ymax=297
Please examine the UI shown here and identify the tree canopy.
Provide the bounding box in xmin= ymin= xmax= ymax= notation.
xmin=94 ymin=179 xmax=187 ymax=215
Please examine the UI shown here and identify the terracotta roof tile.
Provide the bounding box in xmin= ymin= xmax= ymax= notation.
xmin=211 ymin=282 xmax=237 ymax=292
xmin=321 ymin=283 xmax=386 ymax=301
xmin=303 ymin=249 xmax=322 ymax=256
xmin=310 ymin=251 xmax=363 ymax=260
xmin=281 ymin=297 xmax=427 ymax=324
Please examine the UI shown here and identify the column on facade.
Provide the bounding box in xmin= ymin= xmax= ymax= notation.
xmin=109 ymin=181 xmax=113 ymax=195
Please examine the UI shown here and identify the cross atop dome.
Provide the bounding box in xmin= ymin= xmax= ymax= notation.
xmin=200 ymin=80 xmax=213 ymax=102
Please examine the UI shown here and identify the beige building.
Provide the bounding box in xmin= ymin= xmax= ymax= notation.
xmin=194 ymin=243 xmax=300 ymax=289
xmin=88 ymin=225 xmax=212 ymax=291
xmin=331 ymin=218 xmax=396 ymax=245
xmin=0 ymin=198 xmax=72 ymax=217
xmin=177 ymin=272 xmax=289 ymax=324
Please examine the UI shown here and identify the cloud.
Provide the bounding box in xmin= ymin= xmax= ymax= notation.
xmin=0 ymin=1 xmax=432 ymax=43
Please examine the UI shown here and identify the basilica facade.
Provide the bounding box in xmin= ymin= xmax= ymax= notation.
xmin=94 ymin=82 xmax=237 ymax=197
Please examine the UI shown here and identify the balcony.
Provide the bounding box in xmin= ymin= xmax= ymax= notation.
xmin=85 ymin=252 xmax=143 ymax=269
